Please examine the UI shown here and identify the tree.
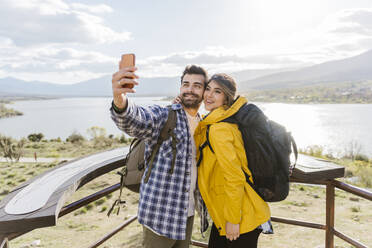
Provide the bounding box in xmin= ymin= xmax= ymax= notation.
xmin=27 ymin=133 xmax=44 ymax=142
xmin=86 ymin=127 xmax=113 ymax=148
xmin=86 ymin=126 xmax=107 ymax=140
xmin=0 ymin=135 xmax=25 ymax=162
xmin=66 ymin=132 xmax=85 ymax=144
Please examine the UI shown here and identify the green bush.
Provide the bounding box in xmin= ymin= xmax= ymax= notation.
xmin=351 ymin=206 xmax=361 ymax=213
xmin=27 ymin=133 xmax=44 ymax=142
xmin=85 ymin=203 xmax=94 ymax=211
xmin=32 ymin=143 xmax=41 ymax=149
xmin=100 ymin=206 xmax=107 ymax=212
xmin=66 ymin=132 xmax=85 ymax=144
xmin=118 ymin=134 xmax=128 ymax=144
xmin=93 ymin=136 xmax=113 ymax=148
xmin=74 ymin=208 xmax=87 ymax=216
xmin=0 ymin=135 xmax=25 ymax=162
xmin=357 ymin=166 xmax=372 ymax=188
xmin=48 ymin=151 xmax=60 ymax=158
xmin=86 ymin=126 xmax=106 ymax=140
xmin=49 ymin=137 xmax=62 ymax=142
xmin=355 ymin=154 xmax=369 ymax=162
xmin=303 ymin=145 xmax=324 ymax=158
xmin=7 ymin=173 xmax=16 ymax=178
xmin=94 ymin=198 xmax=106 ymax=206
xmin=18 ymin=178 xmax=26 ymax=183
xmin=0 ymin=189 xmax=9 ymax=196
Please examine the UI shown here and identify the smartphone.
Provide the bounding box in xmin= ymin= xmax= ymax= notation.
xmin=119 ymin=53 xmax=136 ymax=88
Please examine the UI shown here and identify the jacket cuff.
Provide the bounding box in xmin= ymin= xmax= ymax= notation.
xmin=111 ymin=99 xmax=128 ymax=114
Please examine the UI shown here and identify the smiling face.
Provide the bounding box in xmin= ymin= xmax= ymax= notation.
xmin=203 ymin=80 xmax=227 ymax=111
xmin=180 ymin=73 xmax=205 ymax=109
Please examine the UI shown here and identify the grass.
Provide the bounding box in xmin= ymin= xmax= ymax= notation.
xmin=0 ymin=128 xmax=132 ymax=161
xmin=350 ymin=206 xmax=361 ymax=213
xmin=0 ymin=148 xmax=371 ymax=248
xmin=21 ymin=140 xmax=126 ymax=158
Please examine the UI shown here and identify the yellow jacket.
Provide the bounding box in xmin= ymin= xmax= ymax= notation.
xmin=194 ymin=96 xmax=270 ymax=236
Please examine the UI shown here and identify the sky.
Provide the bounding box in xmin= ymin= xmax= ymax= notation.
xmin=0 ymin=0 xmax=372 ymax=84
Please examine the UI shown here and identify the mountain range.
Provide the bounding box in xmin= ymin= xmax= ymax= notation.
xmin=1 ymin=50 xmax=371 ymax=97
xmin=240 ymin=49 xmax=372 ymax=91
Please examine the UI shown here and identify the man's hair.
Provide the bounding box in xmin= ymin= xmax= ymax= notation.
xmin=180 ymin=65 xmax=208 ymax=85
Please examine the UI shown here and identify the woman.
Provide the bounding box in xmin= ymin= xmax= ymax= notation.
xmin=194 ymin=73 xmax=271 ymax=248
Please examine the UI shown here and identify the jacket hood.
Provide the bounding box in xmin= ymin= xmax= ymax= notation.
xmin=200 ymin=96 xmax=247 ymax=126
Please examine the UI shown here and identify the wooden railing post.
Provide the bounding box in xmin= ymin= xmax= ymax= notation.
xmin=0 ymin=236 xmax=9 ymax=248
xmin=325 ymin=180 xmax=335 ymax=248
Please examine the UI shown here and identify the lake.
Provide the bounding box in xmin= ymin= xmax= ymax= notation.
xmin=1 ymin=97 xmax=372 ymax=157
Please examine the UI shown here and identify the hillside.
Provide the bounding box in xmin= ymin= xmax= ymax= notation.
xmin=243 ymin=81 xmax=372 ymax=103
xmin=0 ymin=76 xmax=180 ymax=97
xmin=1 ymin=50 xmax=372 ymax=98
xmin=240 ymin=50 xmax=372 ymax=91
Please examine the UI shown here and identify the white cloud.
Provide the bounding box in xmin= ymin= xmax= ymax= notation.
xmin=136 ymin=48 xmax=307 ymax=78
xmin=1 ymin=3 xmax=372 ymax=83
xmin=7 ymin=70 xmax=108 ymax=84
xmin=329 ymin=8 xmax=372 ymax=34
xmin=136 ymin=8 xmax=372 ymax=78
xmin=0 ymin=0 xmax=130 ymax=46
xmin=70 ymin=3 xmax=113 ymax=14
xmin=8 ymin=0 xmax=69 ymax=15
xmin=287 ymin=8 xmax=372 ymax=61
xmin=0 ymin=46 xmax=116 ymax=73
xmin=0 ymin=0 xmax=131 ymax=83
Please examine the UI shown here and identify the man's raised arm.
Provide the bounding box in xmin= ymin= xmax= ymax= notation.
xmin=111 ymin=65 xmax=139 ymax=111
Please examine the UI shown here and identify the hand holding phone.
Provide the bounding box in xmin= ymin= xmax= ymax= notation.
xmin=119 ymin=53 xmax=136 ymax=89
xmin=111 ymin=53 xmax=138 ymax=109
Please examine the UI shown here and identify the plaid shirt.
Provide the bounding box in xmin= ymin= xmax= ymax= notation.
xmin=110 ymin=99 xmax=207 ymax=240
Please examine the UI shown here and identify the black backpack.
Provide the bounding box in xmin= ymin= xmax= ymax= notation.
xmin=108 ymin=107 xmax=178 ymax=216
xmin=199 ymin=103 xmax=297 ymax=202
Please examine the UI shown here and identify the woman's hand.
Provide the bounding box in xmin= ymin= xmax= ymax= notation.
xmin=172 ymin=95 xmax=182 ymax=104
xmin=225 ymin=222 xmax=240 ymax=241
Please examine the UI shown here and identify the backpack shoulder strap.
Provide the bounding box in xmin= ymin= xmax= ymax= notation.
xmin=159 ymin=107 xmax=177 ymax=141
xmin=196 ymin=125 xmax=214 ymax=167
xmin=144 ymin=107 xmax=178 ymax=182
xmin=206 ymin=125 xmax=214 ymax=153
xmin=109 ymin=108 xmax=178 ymax=216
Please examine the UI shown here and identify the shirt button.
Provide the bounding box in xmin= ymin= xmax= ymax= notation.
xmin=185 ymin=172 xmax=190 ymax=176
xmin=185 ymin=189 xmax=189 ymax=192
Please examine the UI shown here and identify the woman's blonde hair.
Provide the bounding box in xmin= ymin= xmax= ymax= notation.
xmin=208 ymin=73 xmax=237 ymax=107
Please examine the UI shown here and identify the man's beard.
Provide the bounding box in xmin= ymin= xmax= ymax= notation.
xmin=180 ymin=93 xmax=203 ymax=109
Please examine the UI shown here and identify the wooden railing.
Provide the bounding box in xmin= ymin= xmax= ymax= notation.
xmin=1 ymin=177 xmax=370 ymax=248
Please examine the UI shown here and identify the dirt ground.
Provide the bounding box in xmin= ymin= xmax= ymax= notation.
xmin=2 ymin=164 xmax=371 ymax=248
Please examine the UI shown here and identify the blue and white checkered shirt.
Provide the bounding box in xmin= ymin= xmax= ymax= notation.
xmin=111 ymin=99 xmax=198 ymax=240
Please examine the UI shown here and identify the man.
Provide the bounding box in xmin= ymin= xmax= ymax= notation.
xmin=110 ymin=63 xmax=208 ymax=248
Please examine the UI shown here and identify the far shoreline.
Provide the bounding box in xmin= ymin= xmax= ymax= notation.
xmin=2 ymin=94 xmax=372 ymax=106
